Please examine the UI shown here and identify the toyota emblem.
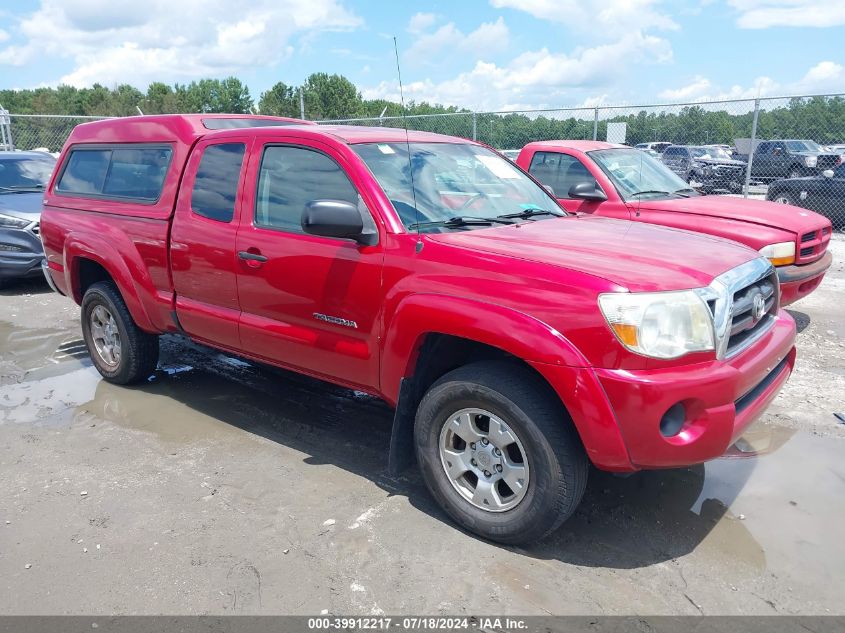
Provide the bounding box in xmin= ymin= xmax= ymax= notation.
xmin=752 ymin=293 xmax=766 ymax=321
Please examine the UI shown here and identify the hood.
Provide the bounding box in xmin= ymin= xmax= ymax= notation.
xmin=694 ymin=158 xmax=745 ymax=167
xmin=0 ymin=192 xmax=43 ymax=221
xmin=429 ymin=215 xmax=758 ymax=292
xmin=636 ymin=194 xmax=827 ymax=233
xmin=794 ymin=150 xmax=836 ymax=158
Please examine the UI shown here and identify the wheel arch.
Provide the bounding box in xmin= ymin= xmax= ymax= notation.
xmin=382 ymin=294 xmax=592 ymax=474
xmin=64 ymin=235 xmax=157 ymax=332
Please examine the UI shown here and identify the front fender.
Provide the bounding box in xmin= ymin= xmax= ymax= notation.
xmin=63 ymin=233 xmax=157 ymax=333
xmin=380 ymin=293 xmax=633 ymax=471
xmin=380 ymin=293 xmax=590 ymax=404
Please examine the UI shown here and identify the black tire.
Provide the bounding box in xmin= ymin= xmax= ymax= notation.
xmin=414 ymin=360 xmax=588 ymax=544
xmin=769 ymin=190 xmax=796 ymax=206
xmin=788 ymin=166 xmax=803 ymax=179
xmin=81 ymin=281 xmax=159 ymax=384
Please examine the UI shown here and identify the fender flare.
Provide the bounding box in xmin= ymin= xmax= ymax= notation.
xmin=63 ymin=232 xmax=157 ymax=332
xmin=381 ymin=293 xmax=590 ymax=403
xmin=382 ymin=294 xmax=603 ymax=474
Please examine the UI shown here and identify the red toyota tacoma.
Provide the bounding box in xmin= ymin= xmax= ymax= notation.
xmin=40 ymin=115 xmax=796 ymax=544
xmin=517 ymin=141 xmax=833 ymax=306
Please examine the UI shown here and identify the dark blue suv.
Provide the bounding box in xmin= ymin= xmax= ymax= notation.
xmin=0 ymin=151 xmax=56 ymax=287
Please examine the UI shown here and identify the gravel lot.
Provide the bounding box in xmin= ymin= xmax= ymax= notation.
xmin=1 ymin=236 xmax=844 ymax=615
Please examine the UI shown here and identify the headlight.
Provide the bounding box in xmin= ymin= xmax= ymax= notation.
xmin=598 ymin=291 xmax=715 ymax=359
xmin=804 ymin=156 xmax=817 ymax=168
xmin=0 ymin=213 xmax=30 ymax=229
xmin=758 ymin=241 xmax=795 ymax=266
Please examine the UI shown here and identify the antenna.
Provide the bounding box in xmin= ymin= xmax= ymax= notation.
xmin=393 ymin=36 xmax=422 ymax=251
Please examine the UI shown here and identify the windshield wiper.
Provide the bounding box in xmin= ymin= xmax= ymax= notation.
xmin=407 ymin=215 xmax=516 ymax=230
xmin=629 ymin=190 xmax=673 ymax=198
xmin=497 ymin=208 xmax=565 ymax=220
xmin=672 ymin=188 xmax=694 ymax=197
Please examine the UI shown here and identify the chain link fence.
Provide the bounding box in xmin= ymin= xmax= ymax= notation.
xmin=6 ymin=113 xmax=109 ymax=153
xmin=321 ymin=95 xmax=845 ymax=227
xmin=3 ymin=95 xmax=844 ymax=226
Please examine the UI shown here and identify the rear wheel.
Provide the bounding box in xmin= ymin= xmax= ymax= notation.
xmin=81 ymin=281 xmax=159 ymax=384
xmin=414 ymin=361 xmax=588 ymax=544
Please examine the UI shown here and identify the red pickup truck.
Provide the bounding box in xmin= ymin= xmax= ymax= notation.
xmin=41 ymin=115 xmax=796 ymax=544
xmin=516 ymin=141 xmax=833 ymax=306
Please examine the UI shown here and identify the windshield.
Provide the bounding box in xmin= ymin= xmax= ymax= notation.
xmin=0 ymin=155 xmax=56 ymax=191
xmin=785 ymin=140 xmax=822 ymax=153
xmin=589 ymin=148 xmax=692 ymax=200
xmin=353 ymin=142 xmax=559 ymax=231
xmin=691 ymin=146 xmax=732 ymax=160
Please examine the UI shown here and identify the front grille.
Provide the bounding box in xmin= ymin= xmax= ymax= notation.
xmin=818 ymin=155 xmax=838 ymax=170
xmin=726 ymin=275 xmax=777 ymax=356
xmin=795 ymin=223 xmax=831 ymax=264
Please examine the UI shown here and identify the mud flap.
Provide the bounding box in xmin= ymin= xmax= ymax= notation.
xmin=387 ymin=377 xmax=417 ymax=476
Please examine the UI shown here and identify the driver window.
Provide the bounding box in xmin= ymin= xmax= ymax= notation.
xmin=528 ymin=152 xmax=594 ymax=199
xmin=255 ymin=145 xmax=365 ymax=234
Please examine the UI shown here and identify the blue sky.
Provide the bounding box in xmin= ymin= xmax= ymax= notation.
xmin=0 ymin=0 xmax=843 ymax=111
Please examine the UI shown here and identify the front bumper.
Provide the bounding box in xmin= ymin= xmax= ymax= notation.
xmin=0 ymin=226 xmax=44 ymax=280
xmin=533 ymin=311 xmax=796 ymax=472
xmin=594 ymin=312 xmax=796 ymax=470
xmin=778 ymin=250 xmax=833 ymax=305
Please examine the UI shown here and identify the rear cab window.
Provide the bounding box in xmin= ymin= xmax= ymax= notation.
xmin=55 ymin=144 xmax=173 ymax=203
xmin=190 ymin=143 xmax=246 ymax=222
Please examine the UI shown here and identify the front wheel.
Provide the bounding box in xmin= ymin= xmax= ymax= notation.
xmin=414 ymin=361 xmax=588 ymax=544
xmin=81 ymin=281 xmax=159 ymax=384
xmin=788 ymin=166 xmax=803 ymax=179
xmin=771 ymin=191 xmax=797 ymax=206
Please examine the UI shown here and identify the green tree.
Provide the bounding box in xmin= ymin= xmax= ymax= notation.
xmin=302 ymin=72 xmax=362 ymax=120
xmin=258 ymin=82 xmax=300 ymax=117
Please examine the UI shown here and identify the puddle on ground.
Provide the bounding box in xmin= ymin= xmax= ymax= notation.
xmin=2 ymin=324 xmax=843 ymax=589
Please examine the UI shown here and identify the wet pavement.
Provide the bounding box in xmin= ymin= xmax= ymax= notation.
xmin=1 ymin=239 xmax=844 ymax=615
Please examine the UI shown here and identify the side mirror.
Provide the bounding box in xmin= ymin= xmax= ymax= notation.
xmin=823 ymin=169 xmax=835 ymax=178
xmin=301 ymin=200 xmax=377 ymax=246
xmin=568 ymin=180 xmax=608 ymax=202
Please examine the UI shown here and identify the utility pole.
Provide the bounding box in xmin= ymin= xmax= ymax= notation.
xmin=299 ymin=88 xmax=305 ymax=120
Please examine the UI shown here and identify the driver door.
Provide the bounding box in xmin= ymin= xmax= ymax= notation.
xmin=527 ymin=150 xmax=630 ymax=218
xmin=234 ymin=138 xmax=384 ymax=390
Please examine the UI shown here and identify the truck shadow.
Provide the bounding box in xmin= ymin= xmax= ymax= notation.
xmin=81 ymin=334 xmax=758 ymax=571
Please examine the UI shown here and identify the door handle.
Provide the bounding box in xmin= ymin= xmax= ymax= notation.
xmin=238 ymin=251 xmax=268 ymax=263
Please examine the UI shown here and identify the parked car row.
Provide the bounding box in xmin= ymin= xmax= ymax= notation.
xmin=515 ymin=140 xmax=832 ymax=306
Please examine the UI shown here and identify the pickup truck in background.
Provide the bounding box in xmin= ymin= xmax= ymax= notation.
xmin=41 ymin=115 xmax=796 ymax=544
xmin=740 ymin=139 xmax=841 ymax=181
xmin=517 ymin=141 xmax=833 ymax=306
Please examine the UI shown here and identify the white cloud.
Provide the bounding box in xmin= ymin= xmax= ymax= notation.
xmin=0 ymin=29 xmax=9 ymax=43
xmin=407 ymin=12 xmax=438 ymax=34
xmin=728 ymin=1 xmax=845 ymax=28
xmin=658 ymin=76 xmax=713 ymax=100
xmin=365 ymin=32 xmax=672 ymax=110
xmin=405 ymin=17 xmax=510 ymax=63
xmin=0 ymin=0 xmax=362 ymax=87
xmin=657 ymin=61 xmax=845 ymax=103
xmin=489 ymin=0 xmax=678 ymax=37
